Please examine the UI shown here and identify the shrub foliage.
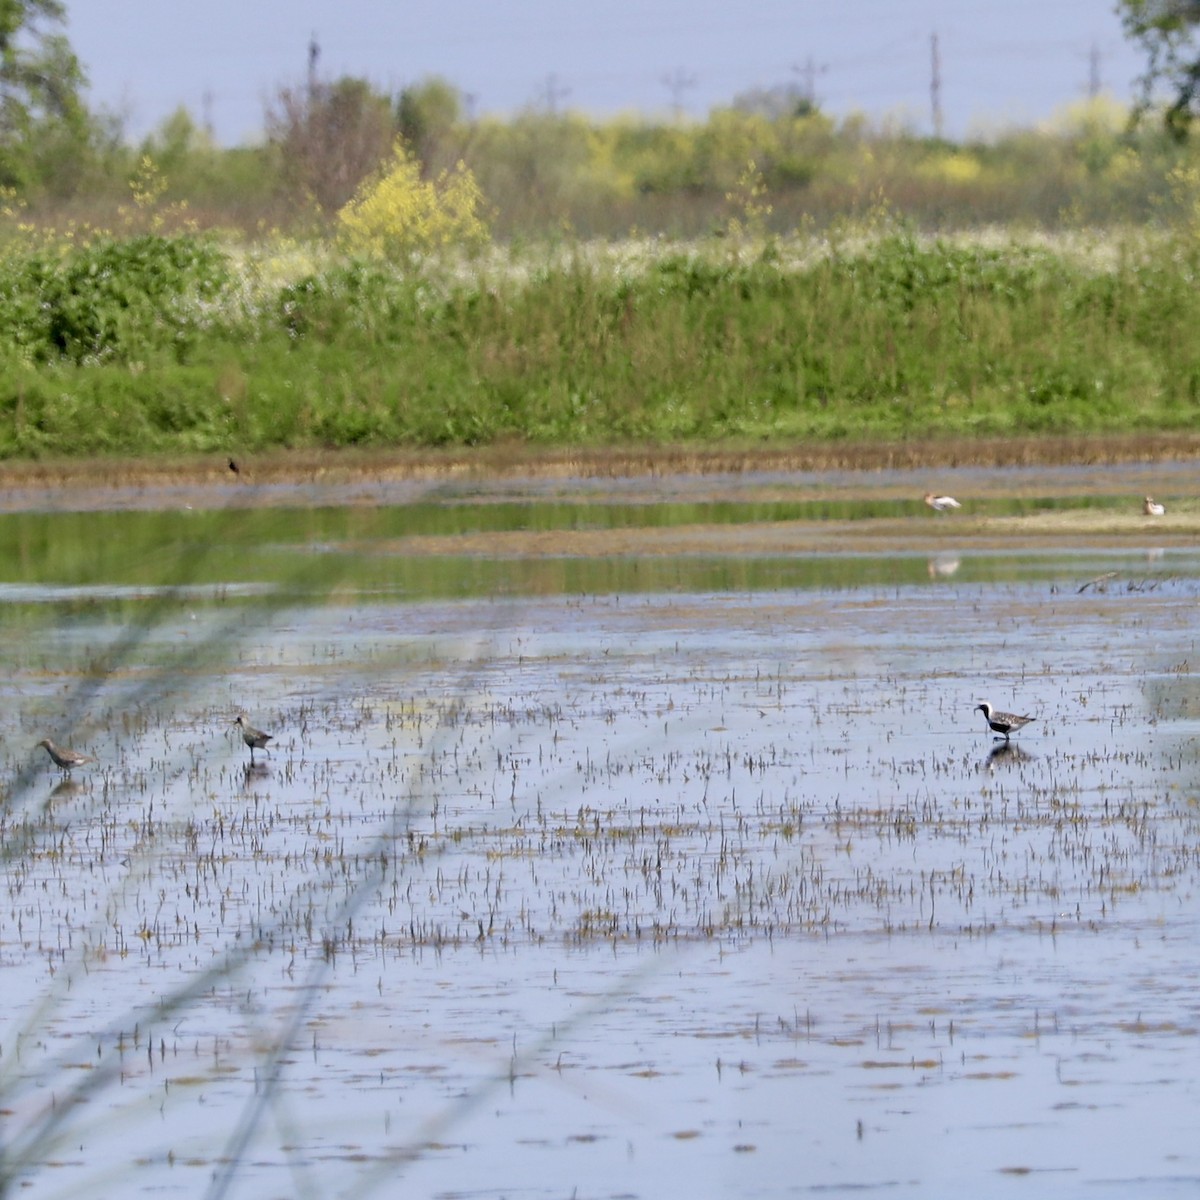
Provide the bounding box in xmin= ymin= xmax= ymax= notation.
xmin=0 ymin=234 xmax=230 ymax=364
xmin=2 ymin=225 xmax=1200 ymax=457
xmin=337 ymin=142 xmax=489 ymax=263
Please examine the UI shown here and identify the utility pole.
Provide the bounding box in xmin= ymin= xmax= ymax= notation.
xmin=930 ymin=32 xmax=943 ymax=139
xmin=661 ymin=68 xmax=697 ymax=120
xmin=307 ymin=32 xmax=321 ymax=99
xmin=792 ymin=56 xmax=828 ymax=109
xmin=540 ymin=73 xmax=570 ymax=114
xmin=1087 ymin=40 xmax=1102 ymax=99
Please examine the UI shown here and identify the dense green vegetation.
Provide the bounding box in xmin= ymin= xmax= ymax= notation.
xmin=16 ymin=92 xmax=1198 ymax=240
xmin=6 ymin=6 xmax=1200 ymax=464
xmin=3 ymin=220 xmax=1200 ymax=460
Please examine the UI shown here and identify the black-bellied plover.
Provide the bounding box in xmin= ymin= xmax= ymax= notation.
xmin=975 ymin=702 xmax=1035 ymax=741
xmin=233 ymin=715 xmax=273 ymax=762
xmin=37 ymin=738 xmax=95 ymax=772
xmin=1143 ymin=496 xmax=1165 ymax=516
xmin=924 ymin=492 xmax=961 ymax=513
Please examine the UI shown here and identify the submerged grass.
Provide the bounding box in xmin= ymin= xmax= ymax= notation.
xmin=1 ymin=478 xmax=1199 ymax=1196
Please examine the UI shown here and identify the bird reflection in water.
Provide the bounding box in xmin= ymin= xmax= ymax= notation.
xmin=984 ymin=740 xmax=1034 ymax=769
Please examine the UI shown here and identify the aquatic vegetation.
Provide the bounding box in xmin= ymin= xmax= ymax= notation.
xmin=0 ymin=473 xmax=1197 ymax=1195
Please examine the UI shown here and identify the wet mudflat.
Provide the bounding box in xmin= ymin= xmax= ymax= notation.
xmin=1 ymin=467 xmax=1199 ymax=1199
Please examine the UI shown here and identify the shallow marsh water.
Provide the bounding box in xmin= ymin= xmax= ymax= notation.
xmin=1 ymin=466 xmax=1198 ymax=1199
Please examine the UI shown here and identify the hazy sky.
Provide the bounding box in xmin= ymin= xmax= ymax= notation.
xmin=66 ymin=1 xmax=1146 ymax=146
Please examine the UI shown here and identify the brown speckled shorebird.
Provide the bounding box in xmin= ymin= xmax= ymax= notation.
xmin=975 ymin=702 xmax=1035 ymax=742
xmin=233 ymin=715 xmax=273 ymax=763
xmin=37 ymin=738 xmax=95 ymax=773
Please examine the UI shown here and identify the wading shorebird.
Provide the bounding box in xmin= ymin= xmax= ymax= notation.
xmin=924 ymin=492 xmax=962 ymax=513
xmin=233 ymin=715 xmax=273 ymax=763
xmin=1143 ymin=496 xmax=1165 ymax=517
xmin=37 ymin=738 xmax=95 ymax=773
xmin=975 ymin=702 xmax=1035 ymax=742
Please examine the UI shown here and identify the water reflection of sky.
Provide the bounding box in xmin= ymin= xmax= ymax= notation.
xmin=1 ymin=547 xmax=1199 ymax=1196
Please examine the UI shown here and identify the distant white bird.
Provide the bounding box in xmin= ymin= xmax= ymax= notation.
xmin=975 ymin=702 xmax=1035 ymax=742
xmin=924 ymin=492 xmax=961 ymax=513
xmin=1143 ymin=496 xmax=1165 ymax=517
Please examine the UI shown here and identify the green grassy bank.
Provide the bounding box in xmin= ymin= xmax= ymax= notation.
xmin=2 ymin=227 xmax=1199 ymax=465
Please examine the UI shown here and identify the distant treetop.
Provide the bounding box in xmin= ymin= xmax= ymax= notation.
xmin=0 ymin=0 xmax=90 ymax=191
xmin=1121 ymin=0 xmax=1200 ymax=136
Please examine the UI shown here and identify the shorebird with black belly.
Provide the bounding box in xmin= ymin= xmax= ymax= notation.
xmin=233 ymin=714 xmax=273 ymax=763
xmin=37 ymin=738 xmax=95 ymax=773
xmin=975 ymin=702 xmax=1035 ymax=742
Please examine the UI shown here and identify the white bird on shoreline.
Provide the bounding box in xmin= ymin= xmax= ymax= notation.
xmin=1143 ymin=496 xmax=1165 ymax=517
xmin=975 ymin=702 xmax=1035 ymax=742
xmin=924 ymin=492 xmax=961 ymax=513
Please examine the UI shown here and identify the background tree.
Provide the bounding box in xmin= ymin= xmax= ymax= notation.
xmin=731 ymin=82 xmax=818 ymax=121
xmin=1120 ymin=0 xmax=1200 ymax=136
xmin=0 ymin=0 xmax=91 ymax=192
xmin=396 ymin=76 xmax=465 ymax=172
xmin=266 ymin=74 xmax=395 ymax=213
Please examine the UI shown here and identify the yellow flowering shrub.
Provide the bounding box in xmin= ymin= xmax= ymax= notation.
xmin=724 ymin=160 xmax=773 ymax=241
xmin=918 ymin=152 xmax=982 ymax=185
xmin=337 ymin=141 xmax=489 ymax=262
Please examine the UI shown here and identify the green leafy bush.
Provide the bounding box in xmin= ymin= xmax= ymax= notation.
xmin=276 ymin=262 xmax=427 ymax=342
xmin=5 ymin=229 xmax=1200 ymax=460
xmin=0 ymin=234 xmax=231 ymax=365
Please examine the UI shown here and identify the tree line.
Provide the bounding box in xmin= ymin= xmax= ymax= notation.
xmin=7 ymin=1 xmax=1200 ymax=239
